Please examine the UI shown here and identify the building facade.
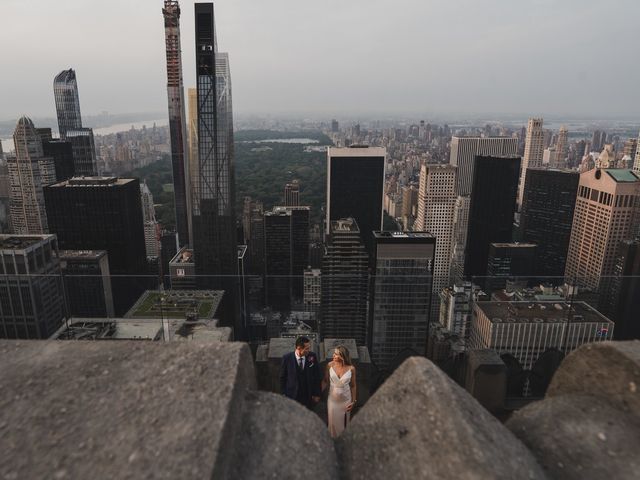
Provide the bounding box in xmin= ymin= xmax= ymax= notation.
xmin=60 ymin=250 xmax=114 ymax=318
xmin=0 ymin=235 xmax=65 ymax=339
xmin=369 ymin=231 xmax=435 ymax=368
xmin=449 ymin=136 xmax=518 ymax=196
xmin=520 ymin=168 xmax=579 ymax=281
xmin=162 ymin=0 xmax=191 ymax=246
xmin=326 ymin=146 xmax=386 ymax=257
xmin=485 ymin=242 xmax=537 ymax=292
xmin=517 ymin=118 xmax=544 ymax=208
xmin=53 ymin=69 xmax=82 ymax=140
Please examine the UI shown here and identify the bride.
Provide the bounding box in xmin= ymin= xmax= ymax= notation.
xmin=323 ymin=345 xmax=357 ymax=438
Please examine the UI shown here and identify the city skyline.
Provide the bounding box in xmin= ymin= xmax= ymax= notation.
xmin=1 ymin=0 xmax=638 ymax=120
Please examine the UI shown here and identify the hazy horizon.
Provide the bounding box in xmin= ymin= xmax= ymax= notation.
xmin=2 ymin=0 xmax=638 ymax=121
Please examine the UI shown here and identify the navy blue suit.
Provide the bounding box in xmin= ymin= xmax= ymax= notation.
xmin=280 ymin=351 xmax=322 ymax=408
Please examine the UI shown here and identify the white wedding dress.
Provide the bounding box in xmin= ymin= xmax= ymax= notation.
xmin=328 ymin=366 xmax=352 ymax=438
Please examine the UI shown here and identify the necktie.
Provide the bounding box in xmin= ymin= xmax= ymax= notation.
xmin=298 ymin=357 xmax=303 ymax=369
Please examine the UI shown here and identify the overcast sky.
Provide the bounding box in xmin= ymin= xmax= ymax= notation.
xmin=1 ymin=0 xmax=638 ymax=121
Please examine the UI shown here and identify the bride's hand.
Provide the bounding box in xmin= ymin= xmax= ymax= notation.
xmin=346 ymin=402 xmax=355 ymax=412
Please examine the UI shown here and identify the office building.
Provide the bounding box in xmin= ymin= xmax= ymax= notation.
xmin=192 ymin=3 xmax=239 ymax=334
xmin=591 ymin=130 xmax=606 ymax=153
xmin=9 ymin=117 xmax=56 ymax=234
xmin=303 ymin=268 xmax=321 ymax=313
xmin=485 ymin=243 xmax=537 ymax=292
xmin=169 ymin=246 xmax=196 ymax=289
xmin=160 ymin=230 xmax=179 ymax=289
xmin=553 ymin=126 xmax=568 ymax=168
xmin=264 ymin=206 xmax=310 ymax=311
xmin=517 ymin=118 xmax=544 ymax=208
xmin=449 ymin=195 xmax=470 ymax=284
xmin=565 ymin=169 xmax=640 ymax=293
xmin=162 ymin=0 xmax=191 ymax=246
xmin=66 ymin=128 xmax=97 ymax=176
xmin=321 ymin=218 xmax=369 ymax=345
xmin=369 ymin=231 xmax=435 ymax=368
xmin=414 ymin=164 xmax=456 ymax=318
xmin=470 ymin=301 xmax=614 ymax=370
xmin=326 ymin=146 xmax=386 ymax=256
xmin=53 ymin=69 xmax=82 ymax=140
xmin=464 ymin=156 xmax=521 ymax=281
xmin=520 ymin=168 xmax=579 ymax=280
xmin=44 ymin=177 xmax=148 ymax=315
xmin=284 ymin=180 xmax=300 ymax=206
xmin=603 ymin=240 xmax=640 ymax=340
xmin=0 ymin=235 xmax=65 ymax=339
xmin=449 ymin=136 xmax=518 ymax=196
xmin=140 ymin=183 xmax=160 ymax=258
xmin=439 ymin=282 xmax=486 ymax=339
xmin=60 ymin=250 xmax=114 ymax=318
xmin=42 ymin=139 xmax=75 ymax=182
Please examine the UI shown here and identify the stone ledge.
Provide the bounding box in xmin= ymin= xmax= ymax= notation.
xmin=546 ymin=340 xmax=640 ymax=417
xmin=337 ymin=356 xmax=547 ymax=480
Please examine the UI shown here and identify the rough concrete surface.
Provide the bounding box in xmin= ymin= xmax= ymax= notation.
xmin=546 ymin=341 xmax=640 ymax=418
xmin=228 ymin=390 xmax=338 ymax=479
xmin=337 ymin=356 xmax=547 ymax=480
xmin=507 ymin=394 xmax=640 ymax=480
xmin=0 ymin=340 xmax=256 ymax=480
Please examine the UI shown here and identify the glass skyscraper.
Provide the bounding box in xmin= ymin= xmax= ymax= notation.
xmin=192 ymin=3 xmax=238 ymax=334
xmin=53 ymin=69 xmax=82 ymax=140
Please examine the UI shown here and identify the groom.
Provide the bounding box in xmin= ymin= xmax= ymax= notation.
xmin=280 ymin=336 xmax=322 ymax=409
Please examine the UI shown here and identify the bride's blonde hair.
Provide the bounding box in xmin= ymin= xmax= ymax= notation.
xmin=334 ymin=345 xmax=352 ymax=366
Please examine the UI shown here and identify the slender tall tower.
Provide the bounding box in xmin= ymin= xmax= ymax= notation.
xmin=414 ymin=164 xmax=456 ymax=319
xmin=9 ymin=117 xmax=56 ymax=234
xmin=163 ymin=0 xmax=191 ymax=247
xmin=517 ymin=118 xmax=544 ymax=208
xmin=633 ymin=130 xmax=640 ymax=174
xmin=53 ymin=69 xmax=82 ymax=140
xmin=553 ymin=126 xmax=569 ymax=168
xmin=193 ymin=3 xmax=238 ymax=334
xmin=187 ymin=87 xmax=199 ymax=207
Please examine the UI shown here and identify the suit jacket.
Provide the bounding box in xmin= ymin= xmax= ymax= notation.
xmin=280 ymin=351 xmax=322 ymax=403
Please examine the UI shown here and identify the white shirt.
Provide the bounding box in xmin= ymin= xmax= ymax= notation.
xmin=294 ymin=351 xmax=305 ymax=369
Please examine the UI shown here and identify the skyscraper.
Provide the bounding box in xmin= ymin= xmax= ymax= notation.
xmin=53 ymin=69 xmax=97 ymax=175
xmin=42 ymin=139 xmax=75 ymax=182
xmin=603 ymin=239 xmax=640 ymax=340
xmin=187 ymin=87 xmax=199 ymax=206
xmin=163 ymin=0 xmax=191 ymax=247
xmin=193 ymin=3 xmax=238 ymax=333
xmin=565 ymin=169 xmax=640 ymax=293
xmin=321 ymin=218 xmax=369 ymax=345
xmin=464 ymin=155 xmax=521 ymax=282
xmin=369 ymin=231 xmax=435 ymax=369
xmin=520 ymin=168 xmax=579 ymax=280
xmin=553 ymin=126 xmax=569 ymax=168
xmin=633 ymin=130 xmax=640 ymax=174
xmin=485 ymin=242 xmax=537 ymax=292
xmin=141 ymin=182 xmax=160 ymax=258
xmin=9 ymin=117 xmax=56 ymax=234
xmin=60 ymin=250 xmax=114 ymax=318
xmin=449 ymin=136 xmax=518 ymax=196
xmin=284 ymin=180 xmax=300 ymax=206
xmin=517 ymin=118 xmax=544 ymax=208
xmin=44 ymin=177 xmax=148 ymax=316
xmin=449 ymin=195 xmax=470 ymax=285
xmin=0 ymin=235 xmax=65 ymax=339
xmin=326 ymin=146 xmax=386 ymax=257
xmin=414 ymin=164 xmax=456 ymax=318
xmin=263 ymin=206 xmax=310 ymax=311
xmin=53 ymin=69 xmax=82 ymax=140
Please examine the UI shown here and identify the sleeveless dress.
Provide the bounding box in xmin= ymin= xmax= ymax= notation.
xmin=328 ymin=366 xmax=352 ymax=438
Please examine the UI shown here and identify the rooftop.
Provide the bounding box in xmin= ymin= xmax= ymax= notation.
xmin=125 ymin=290 xmax=224 ymax=320
xmin=49 ymin=177 xmax=136 ymax=188
xmin=373 ymin=231 xmax=435 ymax=240
xmin=0 ymin=235 xmax=55 ymax=250
xmin=54 ymin=68 xmax=76 ymax=84
xmin=328 ymin=146 xmax=386 ymax=157
xmin=476 ymin=301 xmax=613 ymax=325
xmin=169 ymin=247 xmax=194 ymax=265
xmin=490 ymin=242 xmax=537 ymax=248
xmin=331 ymin=218 xmax=359 ymax=232
xmin=59 ymin=250 xmax=107 ymax=260
xmin=604 ymin=169 xmax=640 ymax=183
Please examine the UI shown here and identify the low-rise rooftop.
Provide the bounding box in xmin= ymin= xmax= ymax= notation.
xmin=476 ymin=301 xmax=612 ymax=324
xmin=125 ymin=290 xmax=223 ymax=320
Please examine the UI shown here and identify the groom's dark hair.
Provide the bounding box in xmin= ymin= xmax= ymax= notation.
xmin=295 ymin=336 xmax=310 ymax=348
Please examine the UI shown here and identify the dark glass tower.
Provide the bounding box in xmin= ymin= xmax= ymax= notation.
xmin=464 ymin=155 xmax=521 ymax=281
xmin=520 ymin=168 xmax=579 ymax=281
xmin=163 ymin=0 xmax=190 ymax=246
xmin=326 ymin=146 xmax=386 ymax=257
xmin=369 ymin=231 xmax=435 ymax=369
xmin=321 ymin=218 xmax=369 ymax=345
xmin=44 ymin=177 xmax=148 ymax=316
xmin=53 ymin=69 xmax=82 ymax=140
xmin=42 ymin=139 xmax=75 ymax=182
xmin=264 ymin=206 xmax=310 ymax=311
xmin=193 ymin=3 xmax=238 ymax=334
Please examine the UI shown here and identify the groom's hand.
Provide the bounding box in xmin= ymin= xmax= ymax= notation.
xmin=312 ymin=396 xmax=320 ymax=404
